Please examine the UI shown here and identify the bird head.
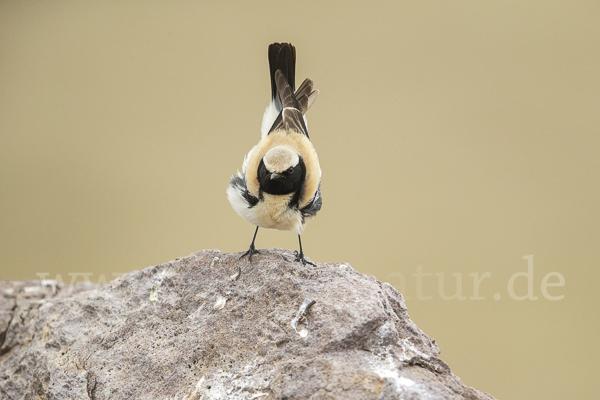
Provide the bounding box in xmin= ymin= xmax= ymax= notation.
xmin=258 ymin=145 xmax=305 ymax=195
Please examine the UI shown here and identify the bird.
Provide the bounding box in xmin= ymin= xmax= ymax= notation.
xmin=227 ymin=42 xmax=322 ymax=266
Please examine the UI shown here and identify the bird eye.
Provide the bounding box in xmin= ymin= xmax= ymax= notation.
xmin=287 ymin=167 xmax=294 ymax=174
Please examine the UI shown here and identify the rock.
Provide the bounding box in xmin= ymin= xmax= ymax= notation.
xmin=0 ymin=249 xmax=496 ymax=399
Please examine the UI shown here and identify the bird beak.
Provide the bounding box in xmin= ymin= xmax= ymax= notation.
xmin=270 ymin=173 xmax=282 ymax=180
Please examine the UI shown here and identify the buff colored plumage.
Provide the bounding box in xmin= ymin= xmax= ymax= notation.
xmin=227 ymin=43 xmax=322 ymax=265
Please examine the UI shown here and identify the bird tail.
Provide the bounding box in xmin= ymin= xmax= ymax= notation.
xmin=261 ymin=43 xmax=319 ymax=137
xmin=268 ymin=43 xmax=296 ymax=106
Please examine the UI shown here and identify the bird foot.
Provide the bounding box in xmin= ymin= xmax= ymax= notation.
xmin=240 ymin=245 xmax=260 ymax=262
xmin=294 ymin=250 xmax=316 ymax=266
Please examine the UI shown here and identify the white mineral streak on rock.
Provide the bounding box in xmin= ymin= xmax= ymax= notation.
xmin=149 ymin=285 xmax=158 ymax=302
xmin=370 ymin=354 xmax=417 ymax=396
xmin=213 ymin=296 xmax=227 ymax=311
xmin=291 ymin=299 xmax=316 ymax=337
xmin=400 ymin=337 xmax=431 ymax=361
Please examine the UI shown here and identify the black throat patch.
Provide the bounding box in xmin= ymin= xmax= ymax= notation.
xmin=258 ymin=157 xmax=306 ymax=198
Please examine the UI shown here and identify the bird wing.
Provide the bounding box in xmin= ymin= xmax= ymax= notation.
xmin=229 ymin=173 xmax=259 ymax=207
xmin=268 ymin=70 xmax=310 ymax=137
xmin=294 ymin=78 xmax=319 ymax=114
xmin=299 ymin=185 xmax=322 ymax=219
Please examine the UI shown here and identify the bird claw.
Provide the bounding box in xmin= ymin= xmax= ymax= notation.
xmin=240 ymin=245 xmax=260 ymax=262
xmin=294 ymin=250 xmax=316 ymax=266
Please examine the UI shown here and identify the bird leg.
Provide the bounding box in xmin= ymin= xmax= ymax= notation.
xmin=294 ymin=234 xmax=316 ymax=266
xmin=240 ymin=226 xmax=261 ymax=261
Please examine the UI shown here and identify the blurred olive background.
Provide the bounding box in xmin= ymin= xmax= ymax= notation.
xmin=1 ymin=1 xmax=598 ymax=399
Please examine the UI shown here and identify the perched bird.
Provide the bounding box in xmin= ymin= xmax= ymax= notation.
xmin=227 ymin=43 xmax=322 ymax=265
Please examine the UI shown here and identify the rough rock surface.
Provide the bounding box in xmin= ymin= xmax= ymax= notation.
xmin=0 ymin=249 xmax=496 ymax=400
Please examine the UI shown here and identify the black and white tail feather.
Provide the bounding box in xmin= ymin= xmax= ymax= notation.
xmin=227 ymin=43 xmax=322 ymax=265
xmin=260 ymin=43 xmax=319 ymax=138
